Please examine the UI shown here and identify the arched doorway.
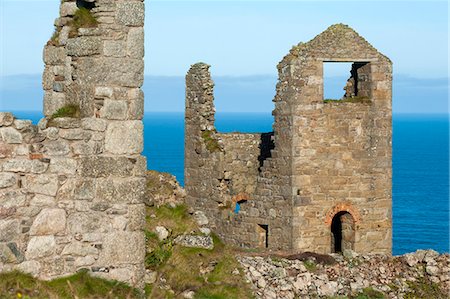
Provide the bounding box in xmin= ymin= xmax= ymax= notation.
xmin=331 ymin=211 xmax=355 ymax=253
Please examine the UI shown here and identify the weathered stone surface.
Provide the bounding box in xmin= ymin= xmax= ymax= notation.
xmin=95 ymin=177 xmax=145 ymax=203
xmin=0 ymin=173 xmax=16 ymax=189
xmin=43 ymin=46 xmax=66 ymax=65
xmin=78 ymin=156 xmax=136 ymax=177
xmin=3 ymin=159 xmax=49 ymax=174
xmin=16 ymin=260 xmax=41 ymax=276
xmin=174 ymin=235 xmax=214 ymax=250
xmin=94 ymin=87 xmax=113 ymax=98
xmin=67 ymin=37 xmax=101 ymax=56
xmin=116 ymin=2 xmax=145 ymax=26
xmin=43 ymin=91 xmax=66 ymax=116
xmin=0 ymin=127 xmax=23 ymax=144
xmin=76 ymin=57 xmax=144 ymax=87
xmin=193 ymin=211 xmax=209 ymax=226
xmin=0 ymin=243 xmax=18 ymax=263
xmin=23 ymin=175 xmax=59 ymax=196
xmin=0 ymin=220 xmax=20 ymax=242
xmin=155 ymin=226 xmax=169 ymax=241
xmin=66 ymin=212 xmax=103 ymax=234
xmin=0 ymin=190 xmax=27 ymax=208
xmin=14 ymin=119 xmax=33 ymax=131
xmin=26 ymin=236 xmax=56 ymax=259
xmin=61 ymin=242 xmax=98 ymax=256
xmin=59 ymin=128 xmax=90 ymax=140
xmin=81 ymin=118 xmax=107 ymax=131
xmin=60 ymin=2 xmax=77 ymax=17
xmin=30 ymin=194 xmax=56 ymax=207
xmin=43 ymin=140 xmax=70 ymax=156
xmin=100 ymin=232 xmax=145 ymax=264
xmin=127 ymin=27 xmax=144 ymax=58
xmin=105 ymin=121 xmax=143 ymax=154
xmin=103 ymin=40 xmax=126 ymax=57
xmin=49 ymin=157 xmax=77 ymax=175
xmin=29 ymin=208 xmax=66 ymax=236
xmin=0 ymin=112 xmax=14 ymax=126
xmin=100 ymin=100 xmax=128 ymax=120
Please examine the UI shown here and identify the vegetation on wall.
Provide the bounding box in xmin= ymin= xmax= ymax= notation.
xmin=50 ymin=104 xmax=80 ymax=119
xmin=323 ymin=96 xmax=371 ymax=104
xmin=201 ymin=130 xmax=222 ymax=153
xmin=69 ymin=8 xmax=98 ymax=37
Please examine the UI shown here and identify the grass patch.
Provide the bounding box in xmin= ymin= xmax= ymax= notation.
xmin=353 ymin=287 xmax=385 ymax=299
xmin=50 ymin=104 xmax=80 ymax=119
xmin=404 ymin=276 xmax=448 ymax=299
xmin=201 ymin=130 xmax=222 ymax=153
xmin=324 ymin=96 xmax=371 ymax=104
xmin=69 ymin=8 xmax=98 ymax=37
xmin=144 ymin=205 xmax=253 ymax=299
xmin=303 ymin=260 xmax=317 ymax=272
xmin=145 ymin=241 xmax=173 ymax=270
xmin=0 ymin=270 xmax=141 ymax=299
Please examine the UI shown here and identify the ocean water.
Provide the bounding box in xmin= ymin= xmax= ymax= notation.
xmin=10 ymin=111 xmax=450 ymax=255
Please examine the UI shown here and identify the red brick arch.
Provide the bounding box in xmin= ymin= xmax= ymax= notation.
xmin=231 ymin=192 xmax=251 ymax=204
xmin=325 ymin=203 xmax=361 ymax=225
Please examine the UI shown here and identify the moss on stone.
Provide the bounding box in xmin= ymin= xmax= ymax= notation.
xmin=201 ymin=129 xmax=222 ymax=153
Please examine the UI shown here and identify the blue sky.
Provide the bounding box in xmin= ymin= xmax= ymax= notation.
xmin=0 ymin=0 xmax=448 ymax=113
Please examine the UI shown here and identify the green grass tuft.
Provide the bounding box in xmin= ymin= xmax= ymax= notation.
xmin=145 ymin=241 xmax=173 ymax=270
xmin=303 ymin=260 xmax=317 ymax=272
xmin=0 ymin=270 xmax=141 ymax=299
xmin=69 ymin=8 xmax=98 ymax=37
xmin=324 ymin=96 xmax=371 ymax=104
xmin=50 ymin=104 xmax=80 ymax=119
xmin=353 ymin=287 xmax=385 ymax=299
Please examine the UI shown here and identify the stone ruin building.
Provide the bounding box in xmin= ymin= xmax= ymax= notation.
xmin=185 ymin=24 xmax=392 ymax=255
xmin=0 ymin=0 xmax=146 ymax=287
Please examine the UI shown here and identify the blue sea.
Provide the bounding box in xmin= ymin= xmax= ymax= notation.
xmin=10 ymin=111 xmax=450 ymax=256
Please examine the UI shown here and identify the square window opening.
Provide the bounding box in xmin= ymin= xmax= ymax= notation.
xmin=323 ymin=62 xmax=371 ymax=102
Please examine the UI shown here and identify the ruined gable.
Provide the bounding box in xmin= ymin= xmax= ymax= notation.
xmin=185 ymin=24 xmax=392 ymax=254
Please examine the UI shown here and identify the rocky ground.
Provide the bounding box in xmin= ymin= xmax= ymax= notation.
xmin=238 ymin=250 xmax=449 ymax=299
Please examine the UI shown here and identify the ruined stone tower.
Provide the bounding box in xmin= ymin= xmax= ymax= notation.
xmin=0 ymin=0 xmax=146 ymax=286
xmin=185 ymin=24 xmax=392 ymax=254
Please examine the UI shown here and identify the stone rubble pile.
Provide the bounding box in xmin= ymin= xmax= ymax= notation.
xmin=145 ymin=170 xmax=186 ymax=207
xmin=238 ymin=250 xmax=449 ymax=298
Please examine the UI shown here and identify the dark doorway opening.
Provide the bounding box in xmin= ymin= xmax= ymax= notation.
xmin=331 ymin=211 xmax=355 ymax=253
xmin=257 ymin=224 xmax=269 ymax=248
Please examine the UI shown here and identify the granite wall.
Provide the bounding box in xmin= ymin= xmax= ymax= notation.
xmin=0 ymin=0 xmax=146 ymax=287
xmin=185 ymin=24 xmax=392 ymax=254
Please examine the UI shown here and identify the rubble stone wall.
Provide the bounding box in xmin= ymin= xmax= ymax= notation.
xmin=0 ymin=0 xmax=146 ymax=287
xmin=185 ymin=24 xmax=392 ymax=254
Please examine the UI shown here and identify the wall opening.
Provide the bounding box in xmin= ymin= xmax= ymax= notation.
xmin=234 ymin=199 xmax=247 ymax=214
xmin=323 ymin=62 xmax=371 ymax=101
xmin=257 ymin=224 xmax=269 ymax=248
xmin=76 ymin=0 xmax=96 ymax=10
xmin=331 ymin=211 xmax=355 ymax=253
